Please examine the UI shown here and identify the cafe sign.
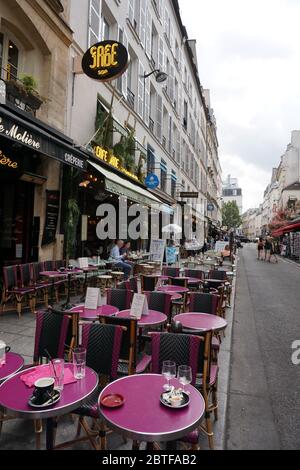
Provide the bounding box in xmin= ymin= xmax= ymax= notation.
xmin=0 ymin=149 xmax=18 ymax=170
xmin=82 ymin=41 xmax=129 ymax=82
xmin=93 ymin=145 xmax=139 ymax=182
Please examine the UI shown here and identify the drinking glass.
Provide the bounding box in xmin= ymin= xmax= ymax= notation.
xmin=73 ymin=347 xmax=87 ymax=380
xmin=178 ymin=365 xmax=192 ymax=394
xmin=51 ymin=359 xmax=64 ymax=391
xmin=162 ymin=360 xmax=176 ymax=391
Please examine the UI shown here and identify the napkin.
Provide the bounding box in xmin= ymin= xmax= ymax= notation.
xmin=20 ymin=365 xmax=77 ymax=388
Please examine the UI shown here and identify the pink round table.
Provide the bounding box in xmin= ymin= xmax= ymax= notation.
xmin=0 ymin=363 xmax=98 ymax=449
xmin=0 ymin=352 xmax=24 ymax=384
xmin=157 ymin=286 xmax=189 ymax=294
xmin=174 ymin=313 xmax=227 ymax=333
xmin=117 ymin=310 xmax=167 ymax=328
xmin=99 ymin=374 xmax=205 ymax=447
xmin=70 ymin=304 xmax=119 ymax=321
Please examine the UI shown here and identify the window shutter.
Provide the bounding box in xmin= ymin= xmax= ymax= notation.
xmin=128 ymin=0 xmax=134 ymax=25
xmin=122 ymin=30 xmax=128 ymax=99
xmin=140 ymin=0 xmax=146 ymax=48
xmin=145 ymin=6 xmax=152 ymax=57
xmin=145 ymin=74 xmax=150 ymax=127
xmin=158 ymin=0 xmax=163 ymax=21
xmin=156 ymin=94 xmax=163 ymax=142
xmin=164 ymin=7 xmax=169 ymax=37
xmin=170 ymin=22 xmax=174 ymax=53
xmin=177 ymin=130 xmax=181 ymax=165
xmin=138 ymin=61 xmax=145 ymax=118
xmin=158 ymin=38 xmax=164 ymax=71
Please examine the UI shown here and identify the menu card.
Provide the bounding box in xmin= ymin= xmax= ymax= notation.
xmin=85 ymin=288 xmax=102 ymax=310
xmin=78 ymin=257 xmax=89 ymax=269
xmin=130 ymin=294 xmax=149 ymax=319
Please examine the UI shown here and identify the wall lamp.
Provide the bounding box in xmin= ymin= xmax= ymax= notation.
xmin=143 ymin=69 xmax=168 ymax=83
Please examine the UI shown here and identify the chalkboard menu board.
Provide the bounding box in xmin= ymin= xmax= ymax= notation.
xmin=42 ymin=190 xmax=60 ymax=246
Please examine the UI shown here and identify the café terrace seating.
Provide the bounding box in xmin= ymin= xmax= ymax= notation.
xmin=0 ymin=258 xmax=230 ymax=451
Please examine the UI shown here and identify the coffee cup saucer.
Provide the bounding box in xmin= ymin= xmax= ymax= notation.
xmin=28 ymin=390 xmax=61 ymax=408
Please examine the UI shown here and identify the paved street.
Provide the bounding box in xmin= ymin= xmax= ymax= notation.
xmin=226 ymin=244 xmax=300 ymax=450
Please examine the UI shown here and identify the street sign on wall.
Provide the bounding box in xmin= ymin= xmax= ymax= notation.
xmin=145 ymin=173 xmax=159 ymax=189
xmin=180 ymin=192 xmax=199 ymax=199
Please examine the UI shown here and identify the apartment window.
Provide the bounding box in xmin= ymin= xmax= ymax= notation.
xmin=183 ymin=101 xmax=188 ymax=130
xmin=147 ymin=145 xmax=156 ymax=174
xmin=156 ymin=94 xmax=163 ymax=141
xmin=0 ymin=34 xmax=19 ymax=80
xmin=171 ymin=170 xmax=177 ymax=198
xmin=161 ymin=159 xmax=167 ymax=193
xmin=102 ymin=18 xmax=110 ymax=40
xmin=89 ymin=0 xmax=102 ymax=46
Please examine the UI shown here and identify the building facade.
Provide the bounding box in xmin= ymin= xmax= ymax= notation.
xmin=0 ymin=0 xmax=89 ymax=270
xmin=222 ymin=174 xmax=243 ymax=215
xmin=67 ymin=0 xmax=221 ymax=251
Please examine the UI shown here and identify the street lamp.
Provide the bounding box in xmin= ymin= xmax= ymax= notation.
xmin=144 ymin=69 xmax=168 ymax=83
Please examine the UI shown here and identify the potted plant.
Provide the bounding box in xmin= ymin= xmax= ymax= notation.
xmin=5 ymin=74 xmax=44 ymax=111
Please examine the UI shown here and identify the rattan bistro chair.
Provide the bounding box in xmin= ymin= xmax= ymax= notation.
xmin=99 ymin=315 xmax=151 ymax=376
xmin=55 ymin=323 xmax=124 ymax=450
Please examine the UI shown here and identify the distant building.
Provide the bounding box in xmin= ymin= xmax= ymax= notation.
xmin=222 ymin=175 xmax=243 ymax=215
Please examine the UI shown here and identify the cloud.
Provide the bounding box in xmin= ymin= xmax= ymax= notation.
xmin=179 ymin=0 xmax=300 ymax=210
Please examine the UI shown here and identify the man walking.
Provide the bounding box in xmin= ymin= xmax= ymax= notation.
xmin=110 ymin=240 xmax=132 ymax=279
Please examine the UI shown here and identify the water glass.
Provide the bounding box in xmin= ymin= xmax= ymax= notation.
xmin=178 ymin=365 xmax=192 ymax=394
xmin=51 ymin=359 xmax=64 ymax=391
xmin=73 ymin=347 xmax=86 ymax=380
xmin=0 ymin=340 xmax=10 ymax=366
xmin=162 ymin=360 xmax=176 ymax=391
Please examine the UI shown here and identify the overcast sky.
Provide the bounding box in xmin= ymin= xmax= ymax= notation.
xmin=180 ymin=0 xmax=300 ymax=211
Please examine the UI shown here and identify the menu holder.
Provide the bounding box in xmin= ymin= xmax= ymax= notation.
xmin=85 ymin=288 xmax=102 ymax=310
xmin=78 ymin=257 xmax=89 ymax=269
xmin=130 ymin=294 xmax=149 ymax=319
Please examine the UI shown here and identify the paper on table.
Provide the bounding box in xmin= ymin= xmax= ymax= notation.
xmin=85 ymin=287 xmax=102 ymax=310
xmin=20 ymin=365 xmax=77 ymax=388
xmin=78 ymin=257 xmax=89 ymax=269
xmin=130 ymin=294 xmax=149 ymax=319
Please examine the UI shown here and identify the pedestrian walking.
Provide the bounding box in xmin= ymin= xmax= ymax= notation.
xmin=269 ymin=238 xmax=278 ymax=263
xmin=257 ymin=237 xmax=264 ymax=260
xmin=264 ymin=237 xmax=272 ymax=262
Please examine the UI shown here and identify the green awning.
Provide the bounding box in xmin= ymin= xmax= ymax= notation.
xmin=88 ymin=161 xmax=161 ymax=207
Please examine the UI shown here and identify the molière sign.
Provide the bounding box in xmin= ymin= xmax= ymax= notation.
xmin=82 ymin=41 xmax=129 ymax=82
xmin=0 ymin=113 xmax=87 ymax=171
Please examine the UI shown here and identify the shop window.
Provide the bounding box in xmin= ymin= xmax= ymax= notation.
xmin=0 ymin=33 xmax=19 ymax=80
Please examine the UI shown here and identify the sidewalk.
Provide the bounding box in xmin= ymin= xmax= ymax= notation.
xmin=0 ymin=271 xmax=238 ymax=450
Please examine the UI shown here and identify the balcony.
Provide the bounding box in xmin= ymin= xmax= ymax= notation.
xmin=1 ymin=70 xmax=44 ymax=116
xmin=127 ymin=88 xmax=135 ymax=109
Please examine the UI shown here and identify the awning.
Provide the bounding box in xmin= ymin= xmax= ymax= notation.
xmin=88 ymin=160 xmax=161 ymax=207
xmin=0 ymin=104 xmax=87 ymax=170
xmin=272 ymin=221 xmax=300 ymax=237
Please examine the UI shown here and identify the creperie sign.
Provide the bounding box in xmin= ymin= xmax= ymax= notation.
xmin=0 ymin=149 xmax=18 ymax=169
xmin=93 ymin=146 xmax=139 ymax=182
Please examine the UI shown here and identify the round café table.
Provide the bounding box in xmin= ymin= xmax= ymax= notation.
xmin=0 ymin=352 xmax=24 ymax=384
xmin=157 ymin=285 xmax=189 ymax=295
xmin=174 ymin=313 xmax=227 ymax=333
xmin=99 ymin=374 xmax=205 ymax=449
xmin=0 ymin=363 xmax=98 ymax=450
xmin=117 ymin=310 xmax=167 ymax=328
xmin=69 ymin=304 xmax=119 ymax=321
xmin=40 ymin=271 xmax=68 ymax=306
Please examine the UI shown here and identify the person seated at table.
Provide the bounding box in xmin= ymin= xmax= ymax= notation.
xmin=120 ymin=241 xmax=131 ymax=256
xmin=221 ymin=244 xmax=231 ymax=260
xmin=110 ymin=240 xmax=132 ymax=280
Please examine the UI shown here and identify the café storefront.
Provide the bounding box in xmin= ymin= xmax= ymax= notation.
xmin=74 ymin=141 xmax=175 ymax=258
xmin=0 ymin=103 xmax=87 ymax=269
